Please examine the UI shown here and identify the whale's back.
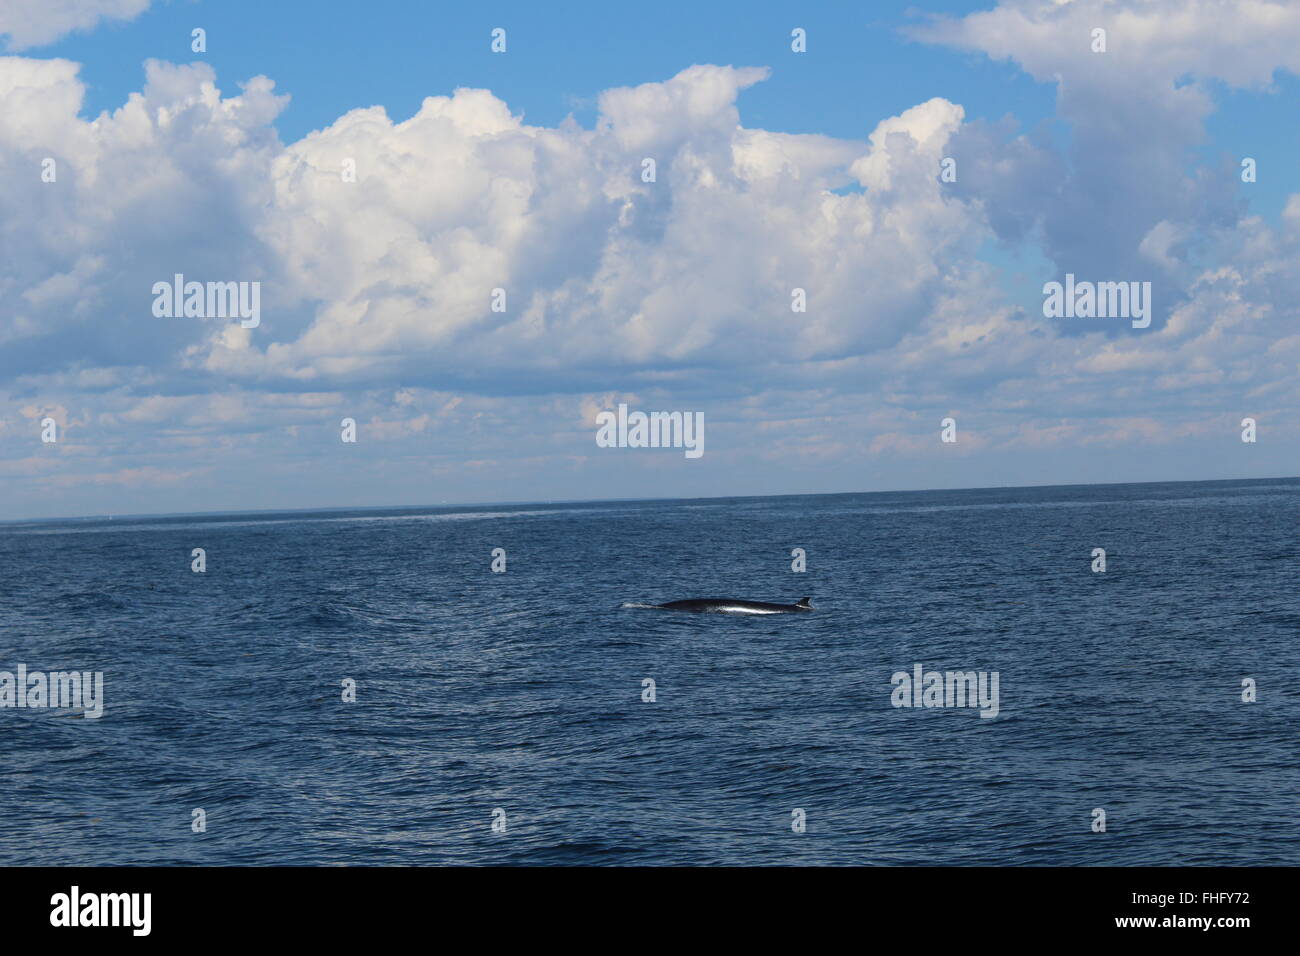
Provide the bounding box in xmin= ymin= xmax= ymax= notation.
xmin=654 ymin=597 xmax=813 ymax=614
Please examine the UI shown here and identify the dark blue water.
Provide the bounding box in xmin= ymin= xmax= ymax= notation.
xmin=2 ymin=478 xmax=1297 ymax=865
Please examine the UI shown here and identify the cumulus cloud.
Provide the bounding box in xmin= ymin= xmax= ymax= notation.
xmin=918 ymin=0 xmax=1300 ymax=320
xmin=1 ymin=57 xmax=995 ymax=395
xmin=244 ymin=64 xmax=969 ymax=388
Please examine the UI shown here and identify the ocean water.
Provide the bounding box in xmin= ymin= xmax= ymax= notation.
xmin=1 ymin=478 xmax=1297 ymax=866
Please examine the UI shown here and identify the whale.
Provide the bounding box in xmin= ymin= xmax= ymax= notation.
xmin=651 ymin=597 xmax=813 ymax=615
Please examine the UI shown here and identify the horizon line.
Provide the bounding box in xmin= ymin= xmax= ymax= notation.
xmin=7 ymin=473 xmax=1297 ymax=527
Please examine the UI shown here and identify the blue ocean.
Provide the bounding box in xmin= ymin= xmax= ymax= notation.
xmin=2 ymin=478 xmax=1296 ymax=865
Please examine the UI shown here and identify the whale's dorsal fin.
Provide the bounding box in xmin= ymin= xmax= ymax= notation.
xmin=797 ymin=597 xmax=812 ymax=608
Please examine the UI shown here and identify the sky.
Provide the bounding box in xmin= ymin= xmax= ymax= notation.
xmin=1 ymin=0 xmax=1298 ymax=520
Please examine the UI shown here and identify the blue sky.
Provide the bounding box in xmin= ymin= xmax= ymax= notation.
xmin=2 ymin=0 xmax=1298 ymax=519
xmin=49 ymin=2 xmax=1055 ymax=140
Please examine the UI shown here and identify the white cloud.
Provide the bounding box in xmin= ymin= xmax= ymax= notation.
xmin=916 ymin=0 xmax=1300 ymax=293
xmin=1 ymin=56 xmax=996 ymax=393
xmin=915 ymin=0 xmax=1300 ymax=88
xmin=0 ymin=0 xmax=150 ymax=51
